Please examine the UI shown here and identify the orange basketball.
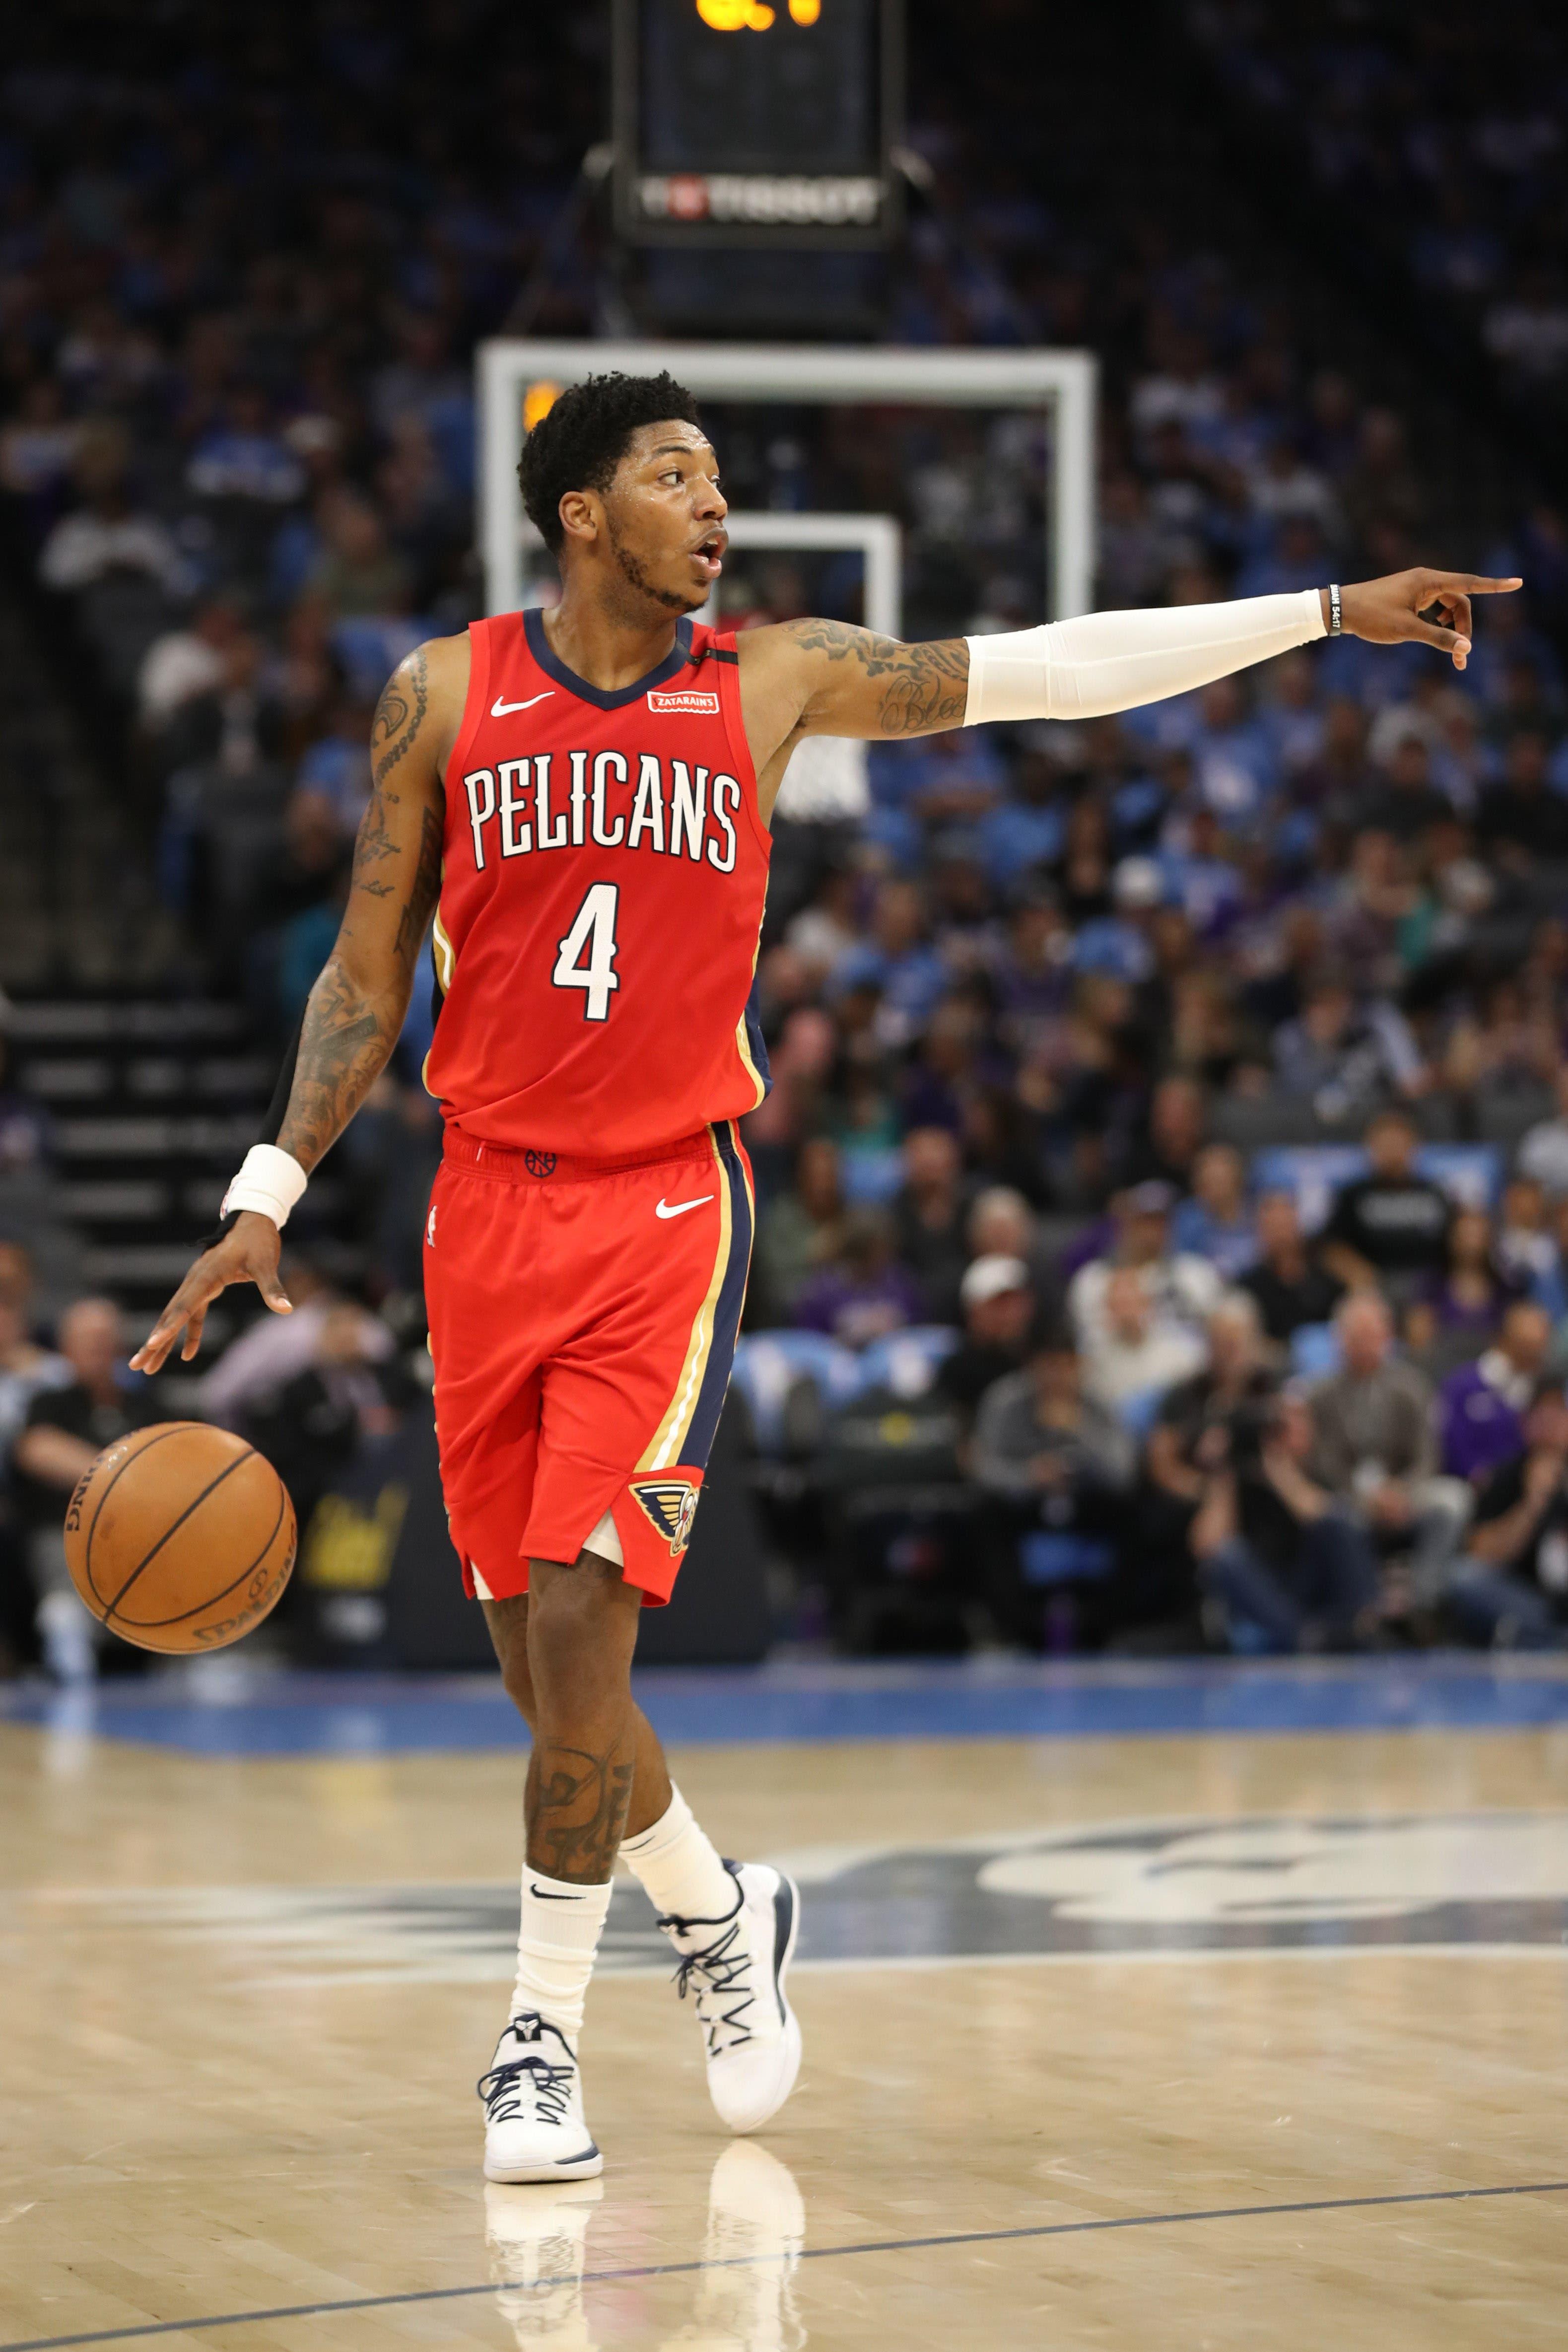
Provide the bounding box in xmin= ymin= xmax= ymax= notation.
xmin=64 ymin=1421 xmax=296 ymax=1655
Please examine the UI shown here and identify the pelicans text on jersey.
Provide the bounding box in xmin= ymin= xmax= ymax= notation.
xmin=424 ymin=608 xmax=772 ymax=1159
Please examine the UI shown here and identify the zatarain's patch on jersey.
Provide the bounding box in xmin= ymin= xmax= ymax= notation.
xmin=629 ymin=1478 xmax=701 ymax=1554
xmin=647 ymin=688 xmax=720 ymax=714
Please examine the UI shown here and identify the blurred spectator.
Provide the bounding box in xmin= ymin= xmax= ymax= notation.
xmin=137 ymin=598 xmax=246 ymax=728
xmin=1080 ymin=1264 xmax=1208 ymax=1414
xmin=1126 ymin=1075 xmax=1208 ymax=1193
xmin=1170 ymin=1143 xmax=1256 ymax=1279
xmin=37 ymin=424 xmax=191 ymax=596
xmin=1405 ymin=1207 xmax=1525 ymax=1367
xmin=1273 ymin=980 xmax=1424 ymax=1118
xmin=890 ymin=1127 xmax=974 ymax=1322
xmin=1476 ymin=730 xmax=1568 ymax=867
xmin=1517 ymin=1067 xmax=1568 ymax=1198
xmin=972 ymin=1324 xmax=1136 ymax=1644
xmin=1318 ymin=1112 xmax=1452 ymax=1294
xmin=793 ymin=1210 xmax=923 ymax=1347
xmin=11 ymin=1299 xmax=157 ymax=1682
xmin=199 ymin=1257 xmax=392 ymax=1423
xmin=1438 ymin=1300 xmax=1555 ymax=1485
xmin=1241 ymin=1190 xmax=1343 ymax=1343
xmin=939 ymin=1254 xmax=1037 ymax=1424
xmin=1147 ymin=1292 xmax=1274 ymax=1522
xmin=1452 ymin=1380 xmax=1568 ymax=1649
xmin=246 ymin=1300 xmax=418 ymax=1538
xmin=1190 ymin=1384 xmax=1382 ymax=1654
xmin=1307 ymin=1293 xmax=1468 ymax=1600
xmin=1068 ymin=1181 xmax=1223 ymax=1353
xmin=1496 ymin=1176 xmax=1566 ymax=1315
xmin=753 ymin=1138 xmax=848 ymax=1324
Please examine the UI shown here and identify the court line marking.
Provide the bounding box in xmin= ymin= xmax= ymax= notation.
xmin=5 ymin=2178 xmax=1566 ymax=2350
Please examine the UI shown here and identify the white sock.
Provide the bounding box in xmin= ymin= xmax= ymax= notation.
xmin=511 ymin=1868 xmax=614 ymax=2046
xmin=619 ymin=1785 xmax=736 ymax=1925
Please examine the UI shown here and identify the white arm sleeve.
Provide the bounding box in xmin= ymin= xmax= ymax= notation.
xmin=963 ymin=588 xmax=1326 ymax=727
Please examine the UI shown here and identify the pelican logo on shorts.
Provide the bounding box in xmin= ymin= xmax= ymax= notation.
xmin=646 ymin=688 xmax=720 ymax=715
xmin=629 ymin=1477 xmax=700 ymax=1555
xmin=524 ymin=1150 xmax=557 ymax=1179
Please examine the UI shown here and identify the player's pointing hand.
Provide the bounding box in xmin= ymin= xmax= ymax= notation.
xmin=1336 ymin=568 xmax=1522 ymax=672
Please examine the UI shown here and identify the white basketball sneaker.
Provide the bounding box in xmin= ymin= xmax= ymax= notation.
xmin=479 ymin=2013 xmax=604 ymax=2183
xmin=484 ymin=2177 xmax=603 ymax=2351
xmin=658 ymin=1861 xmax=802 ymax=2135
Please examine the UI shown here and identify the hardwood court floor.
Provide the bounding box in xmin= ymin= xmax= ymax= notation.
xmin=3 ymin=1672 xmax=1568 ymax=2350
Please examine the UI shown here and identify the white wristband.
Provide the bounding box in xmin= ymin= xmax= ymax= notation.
xmin=963 ymin=587 xmax=1326 ymax=727
xmin=221 ymin=1144 xmax=309 ymax=1232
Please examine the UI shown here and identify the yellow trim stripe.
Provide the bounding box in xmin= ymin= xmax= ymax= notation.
xmin=431 ymin=905 xmax=456 ymax=992
xmin=639 ymin=1127 xmax=734 ymax=1474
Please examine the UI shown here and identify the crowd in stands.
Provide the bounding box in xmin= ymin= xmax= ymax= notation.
xmin=2 ymin=7 xmax=1568 ymax=1669
xmin=1187 ymin=3 xmax=1568 ymax=455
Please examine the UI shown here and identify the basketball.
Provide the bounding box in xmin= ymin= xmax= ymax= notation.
xmin=63 ymin=1423 xmax=296 ymax=1656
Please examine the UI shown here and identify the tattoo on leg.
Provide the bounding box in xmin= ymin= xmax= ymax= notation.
xmin=528 ymin=1739 xmax=635 ymax=1883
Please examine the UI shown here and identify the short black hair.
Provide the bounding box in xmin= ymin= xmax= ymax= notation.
xmin=519 ymin=371 xmax=704 ymax=554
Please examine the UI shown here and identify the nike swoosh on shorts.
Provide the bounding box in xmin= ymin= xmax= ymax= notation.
xmin=491 ymin=691 xmax=554 ymax=715
xmin=655 ymin=1194 xmax=715 ymax=1220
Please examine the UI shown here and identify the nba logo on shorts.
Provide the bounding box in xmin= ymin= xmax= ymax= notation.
xmin=426 ymin=1202 xmax=437 ymax=1248
xmin=629 ymin=1478 xmax=700 ymax=1555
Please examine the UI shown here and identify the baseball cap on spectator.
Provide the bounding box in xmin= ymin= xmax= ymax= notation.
xmin=960 ymin=1254 xmax=1031 ymax=1310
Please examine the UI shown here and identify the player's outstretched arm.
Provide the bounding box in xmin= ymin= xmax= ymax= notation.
xmin=739 ymin=569 xmax=1520 ymax=785
xmin=133 ymin=637 xmax=465 ymax=1373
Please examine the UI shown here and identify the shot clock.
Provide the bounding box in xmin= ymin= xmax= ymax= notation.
xmin=612 ymin=0 xmax=902 ymax=245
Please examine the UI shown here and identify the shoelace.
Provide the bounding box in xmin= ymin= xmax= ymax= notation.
xmin=668 ymin=1911 xmax=757 ymax=2058
xmin=477 ymin=2049 xmax=576 ymax=2129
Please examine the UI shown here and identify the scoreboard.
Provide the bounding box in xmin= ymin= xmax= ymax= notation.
xmin=612 ymin=0 xmax=901 ymax=246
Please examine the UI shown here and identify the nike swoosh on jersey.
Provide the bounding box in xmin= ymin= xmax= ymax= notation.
xmin=491 ymin=691 xmax=554 ymax=716
xmin=655 ymin=1194 xmax=715 ymax=1220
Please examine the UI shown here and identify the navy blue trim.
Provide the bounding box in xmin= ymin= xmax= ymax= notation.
xmin=743 ymin=979 xmax=772 ymax=1100
xmin=522 ymin=608 xmax=694 ymax=711
xmin=678 ymin=1121 xmax=752 ymax=1473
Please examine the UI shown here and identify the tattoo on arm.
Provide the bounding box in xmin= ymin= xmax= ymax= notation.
xmin=395 ymin=804 xmax=444 ymax=971
xmin=783 ymin=618 xmax=970 ymax=736
xmin=275 ymin=955 xmax=393 ymax=1172
xmin=370 ymin=648 xmax=428 ymax=788
xmin=276 ymin=648 xmax=445 ymax=1171
xmin=527 ymin=1739 xmax=636 ymax=1883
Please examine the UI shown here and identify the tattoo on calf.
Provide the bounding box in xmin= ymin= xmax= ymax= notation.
xmin=785 ymin=618 xmax=970 ymax=737
xmin=528 ymin=1739 xmax=636 ymax=1883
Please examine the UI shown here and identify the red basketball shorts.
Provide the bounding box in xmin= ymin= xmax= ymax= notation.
xmin=423 ymin=1121 xmax=753 ymax=1605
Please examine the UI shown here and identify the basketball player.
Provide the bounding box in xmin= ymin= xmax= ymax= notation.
xmin=133 ymin=371 xmax=1517 ymax=2182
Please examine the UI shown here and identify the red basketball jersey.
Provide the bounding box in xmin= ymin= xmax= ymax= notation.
xmin=424 ymin=609 xmax=771 ymax=1157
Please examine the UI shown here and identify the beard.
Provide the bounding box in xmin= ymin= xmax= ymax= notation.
xmin=607 ymin=521 xmax=706 ymax=616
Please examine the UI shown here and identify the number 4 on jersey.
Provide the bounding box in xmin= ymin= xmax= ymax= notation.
xmin=553 ymin=882 xmax=621 ymax=1022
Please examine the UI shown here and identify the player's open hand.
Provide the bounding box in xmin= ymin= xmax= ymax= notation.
xmin=130 ymin=1212 xmax=292 ymax=1375
xmin=1339 ymin=568 xmax=1522 ymax=671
